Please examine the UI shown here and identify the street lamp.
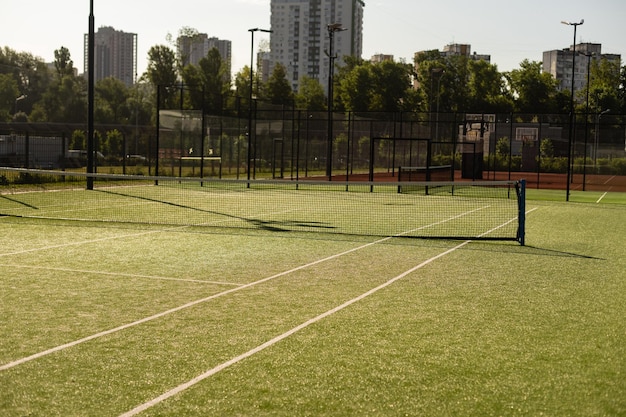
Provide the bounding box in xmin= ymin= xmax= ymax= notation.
xmin=561 ymin=19 xmax=583 ymax=201
xmin=582 ymin=52 xmax=593 ymax=190
xmin=247 ymin=28 xmax=272 ymax=185
xmin=87 ymin=0 xmax=95 ymax=190
xmin=325 ymin=23 xmax=347 ymax=180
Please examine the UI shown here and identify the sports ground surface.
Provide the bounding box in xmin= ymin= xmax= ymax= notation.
xmin=0 ymin=179 xmax=625 ymax=416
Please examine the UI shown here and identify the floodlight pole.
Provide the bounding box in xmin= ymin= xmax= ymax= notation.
xmin=247 ymin=28 xmax=272 ymax=187
xmin=87 ymin=0 xmax=95 ymax=190
xmin=562 ymin=19 xmax=583 ymax=201
xmin=326 ymin=23 xmax=347 ymax=180
xmin=582 ymin=52 xmax=593 ymax=190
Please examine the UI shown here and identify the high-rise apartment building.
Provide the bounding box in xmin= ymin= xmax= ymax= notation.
xmin=84 ymin=26 xmax=137 ymax=86
xmin=543 ymin=43 xmax=621 ymax=95
xmin=269 ymin=0 xmax=364 ymax=93
xmin=177 ymin=34 xmax=233 ymax=77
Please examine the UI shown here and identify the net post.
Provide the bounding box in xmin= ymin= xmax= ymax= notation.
xmin=517 ymin=179 xmax=526 ymax=246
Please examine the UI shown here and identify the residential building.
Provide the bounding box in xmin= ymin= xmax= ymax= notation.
xmin=543 ymin=43 xmax=621 ymax=95
xmin=177 ymin=34 xmax=232 ymax=77
xmin=371 ymin=54 xmax=394 ymax=64
xmin=269 ymin=0 xmax=365 ymax=93
xmin=84 ymin=26 xmax=137 ymax=86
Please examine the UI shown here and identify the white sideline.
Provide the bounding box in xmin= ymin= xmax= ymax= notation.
xmin=0 ymin=264 xmax=241 ymax=286
xmin=118 ymin=214 xmax=527 ymax=416
xmin=0 ymin=205 xmax=491 ymax=372
xmin=0 ymin=236 xmax=393 ymax=372
xmin=118 ymin=240 xmax=473 ymax=417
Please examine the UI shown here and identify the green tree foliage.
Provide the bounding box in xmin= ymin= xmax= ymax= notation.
xmin=338 ymin=63 xmax=373 ymax=112
xmin=181 ymin=48 xmax=231 ymax=113
xmin=582 ymin=58 xmax=622 ymax=113
xmin=233 ymin=66 xmax=252 ymax=100
xmin=337 ymin=59 xmax=418 ymax=113
xmin=370 ymin=60 xmax=415 ymax=112
xmin=506 ymin=60 xmax=565 ymax=114
xmin=0 ymin=73 xmax=19 ymax=121
xmin=144 ymin=45 xmax=178 ymax=109
xmin=467 ymin=60 xmax=513 ymax=113
xmin=30 ymin=48 xmax=86 ymax=123
xmin=0 ymin=47 xmax=51 ymax=120
xmin=102 ymin=129 xmax=124 ymax=157
xmin=95 ymin=77 xmax=130 ymax=124
xmin=263 ymin=63 xmax=293 ymax=105
xmin=54 ymin=47 xmax=74 ymax=79
xmin=496 ymin=137 xmax=510 ymax=156
xmin=295 ymin=76 xmax=326 ymax=111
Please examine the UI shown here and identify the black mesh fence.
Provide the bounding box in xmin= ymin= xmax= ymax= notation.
xmin=2 ymin=106 xmax=625 ymax=192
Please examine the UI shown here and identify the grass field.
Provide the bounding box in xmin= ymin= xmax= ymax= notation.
xmin=1 ymin=180 xmax=625 ymax=416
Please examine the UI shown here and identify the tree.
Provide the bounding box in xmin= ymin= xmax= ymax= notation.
xmin=54 ymin=47 xmax=74 ymax=79
xmin=583 ymin=58 xmax=622 ymax=113
xmin=338 ymin=63 xmax=373 ymax=112
xmin=264 ymin=63 xmax=293 ymax=105
xmin=369 ymin=60 xmax=415 ymax=112
xmin=337 ymin=59 xmax=418 ymax=113
xmin=506 ymin=60 xmax=563 ymax=114
xmin=95 ymin=77 xmax=130 ymax=124
xmin=0 ymin=73 xmax=19 ymax=121
xmin=30 ymin=60 xmax=86 ymax=123
xmin=295 ymin=76 xmax=326 ymax=111
xmin=0 ymin=47 xmax=51 ymax=120
xmin=467 ymin=60 xmax=513 ymax=113
xmin=144 ymin=45 xmax=178 ymax=109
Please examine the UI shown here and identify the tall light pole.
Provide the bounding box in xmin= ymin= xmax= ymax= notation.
xmin=247 ymin=28 xmax=272 ymax=184
xmin=87 ymin=0 xmax=95 ymax=190
xmin=325 ymin=23 xmax=347 ymax=180
xmin=582 ymin=52 xmax=593 ymax=190
xmin=561 ymin=19 xmax=583 ymax=201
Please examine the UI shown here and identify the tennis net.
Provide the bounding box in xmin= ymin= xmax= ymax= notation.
xmin=0 ymin=167 xmax=526 ymax=244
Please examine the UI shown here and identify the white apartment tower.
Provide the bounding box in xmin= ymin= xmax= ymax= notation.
xmin=543 ymin=43 xmax=621 ymax=95
xmin=84 ymin=26 xmax=137 ymax=86
xmin=269 ymin=0 xmax=364 ymax=93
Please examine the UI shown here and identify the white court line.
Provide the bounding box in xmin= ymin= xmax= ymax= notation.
xmin=0 ymin=206 xmax=510 ymax=372
xmin=119 ymin=215 xmax=529 ymax=416
xmin=0 ymin=264 xmax=241 ymax=286
xmin=0 ymin=236 xmax=394 ymax=372
xmin=0 ymin=228 xmax=183 ymax=258
xmin=596 ymin=192 xmax=608 ymax=204
xmin=603 ymin=175 xmax=616 ymax=185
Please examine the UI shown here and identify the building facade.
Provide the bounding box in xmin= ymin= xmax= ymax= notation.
xmin=84 ymin=26 xmax=137 ymax=86
xmin=543 ymin=43 xmax=621 ymax=95
xmin=177 ymin=34 xmax=233 ymax=77
xmin=269 ymin=0 xmax=364 ymax=93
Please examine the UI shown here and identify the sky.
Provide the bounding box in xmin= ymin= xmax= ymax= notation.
xmin=2 ymin=0 xmax=625 ymax=78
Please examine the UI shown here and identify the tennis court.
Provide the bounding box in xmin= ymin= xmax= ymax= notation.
xmin=1 ymin=170 xmax=625 ymax=416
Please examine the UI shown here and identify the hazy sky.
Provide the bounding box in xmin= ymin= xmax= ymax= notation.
xmin=2 ymin=0 xmax=625 ymax=77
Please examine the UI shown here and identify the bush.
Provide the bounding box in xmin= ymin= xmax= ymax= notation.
xmin=610 ymin=158 xmax=626 ymax=175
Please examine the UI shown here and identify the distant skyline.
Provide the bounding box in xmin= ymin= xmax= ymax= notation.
xmin=2 ymin=0 xmax=625 ymax=79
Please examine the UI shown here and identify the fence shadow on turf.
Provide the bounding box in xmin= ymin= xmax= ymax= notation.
xmin=0 ymin=194 xmax=39 ymax=210
xmin=97 ymin=189 xmax=337 ymax=234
